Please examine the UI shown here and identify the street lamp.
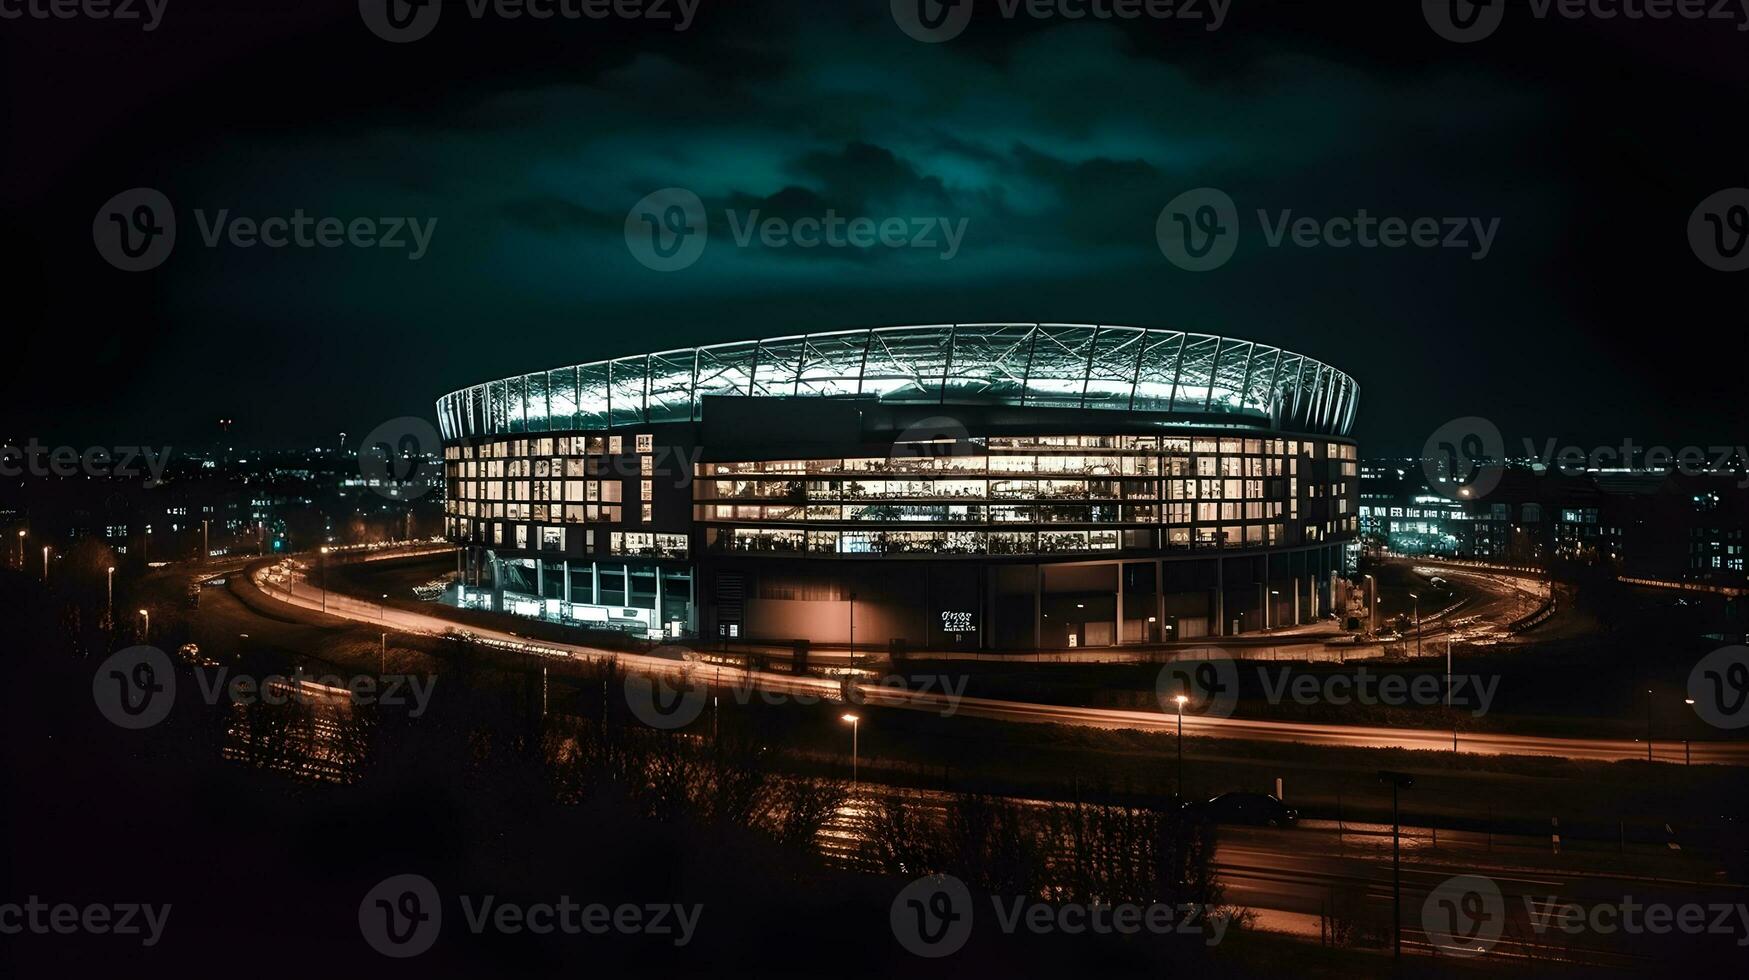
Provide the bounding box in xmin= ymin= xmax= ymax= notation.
xmin=1409 ymin=592 xmax=1421 ymax=658
xmin=1637 ymin=686 xmax=1651 ymax=763
xmin=42 ymin=545 xmax=50 ymax=580
xmin=1173 ymin=694 xmax=1189 ymax=798
xmin=318 ymin=546 xmax=330 ymax=612
xmin=841 ymin=713 xmax=860 ymax=784
xmin=1378 ymin=770 xmax=1416 ymax=961
xmin=1684 ymin=698 xmax=1695 ymax=765
xmin=106 ymin=566 xmax=115 ymax=625
xmin=15 ymin=529 xmax=24 ymax=570
xmin=138 ymin=608 xmax=150 ymax=640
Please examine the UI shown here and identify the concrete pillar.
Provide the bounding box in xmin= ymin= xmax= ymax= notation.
xmin=1033 ymin=564 xmax=1043 ymax=650
xmin=1114 ymin=561 xmax=1124 ymax=647
xmin=1215 ymin=555 xmax=1225 ymax=637
xmin=1155 ymin=558 xmax=1166 ymax=644
xmin=591 ymin=559 xmax=600 ymax=605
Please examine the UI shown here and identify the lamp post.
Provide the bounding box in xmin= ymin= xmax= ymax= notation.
xmin=1684 ymin=698 xmax=1695 ymax=764
xmin=1645 ymin=687 xmax=1654 ymax=763
xmin=1378 ymin=770 xmax=1416 ymax=962
xmin=1173 ymin=694 xmax=1189 ymax=798
xmin=319 ymin=546 xmax=330 ymax=613
xmin=1410 ymin=592 xmax=1421 ymax=659
xmin=847 ymin=591 xmax=857 ymax=671
xmin=201 ymin=519 xmax=209 ymax=562
xmin=106 ymin=566 xmax=115 ymax=625
xmin=42 ymin=545 xmax=50 ymax=580
xmin=841 ymin=713 xmax=860 ymax=784
xmin=138 ymin=608 xmax=150 ymax=641
xmin=380 ymin=632 xmax=389 ymax=676
xmin=15 ymin=529 xmax=24 ymax=570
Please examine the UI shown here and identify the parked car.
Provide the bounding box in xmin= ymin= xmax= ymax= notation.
xmin=1191 ymin=792 xmax=1299 ymax=827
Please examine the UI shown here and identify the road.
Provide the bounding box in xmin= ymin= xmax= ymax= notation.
xmin=248 ymin=560 xmax=1749 ymax=766
xmin=818 ymin=783 xmax=1748 ymax=969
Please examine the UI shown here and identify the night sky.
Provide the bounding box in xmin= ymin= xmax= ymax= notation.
xmin=3 ymin=0 xmax=1743 ymax=454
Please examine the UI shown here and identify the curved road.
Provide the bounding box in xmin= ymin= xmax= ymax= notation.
xmin=251 ymin=563 xmax=1749 ymax=766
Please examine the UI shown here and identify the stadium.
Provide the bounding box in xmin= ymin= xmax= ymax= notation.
xmin=435 ymin=324 xmax=1360 ymax=651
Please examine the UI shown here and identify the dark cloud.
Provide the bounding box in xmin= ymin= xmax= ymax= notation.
xmin=2 ymin=0 xmax=1743 ymax=452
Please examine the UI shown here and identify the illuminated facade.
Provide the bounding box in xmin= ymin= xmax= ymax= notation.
xmin=437 ymin=324 xmax=1360 ymax=649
